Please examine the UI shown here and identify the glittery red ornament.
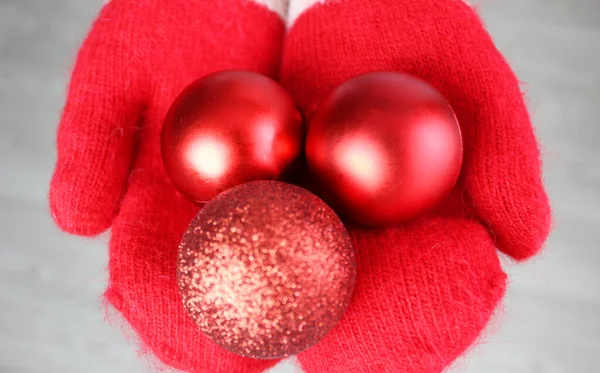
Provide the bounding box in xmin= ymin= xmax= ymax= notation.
xmin=177 ymin=181 xmax=356 ymax=359
xmin=306 ymin=72 xmax=463 ymax=226
xmin=161 ymin=71 xmax=304 ymax=203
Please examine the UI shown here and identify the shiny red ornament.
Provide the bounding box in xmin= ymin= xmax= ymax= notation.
xmin=178 ymin=181 xmax=356 ymax=359
xmin=161 ymin=70 xmax=304 ymax=203
xmin=306 ymin=72 xmax=463 ymax=226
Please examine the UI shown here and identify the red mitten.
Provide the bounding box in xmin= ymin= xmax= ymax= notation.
xmin=280 ymin=0 xmax=551 ymax=372
xmin=49 ymin=0 xmax=285 ymax=371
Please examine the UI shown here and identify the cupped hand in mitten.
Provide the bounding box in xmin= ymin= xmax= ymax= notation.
xmin=279 ymin=0 xmax=551 ymax=372
xmin=49 ymin=0 xmax=287 ymax=372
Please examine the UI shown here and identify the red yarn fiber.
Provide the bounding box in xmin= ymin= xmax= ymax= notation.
xmin=49 ymin=0 xmax=551 ymax=372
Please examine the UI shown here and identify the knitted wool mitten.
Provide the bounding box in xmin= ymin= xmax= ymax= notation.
xmin=49 ymin=0 xmax=286 ymax=372
xmin=279 ymin=0 xmax=551 ymax=372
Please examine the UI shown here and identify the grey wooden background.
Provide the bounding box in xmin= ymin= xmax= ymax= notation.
xmin=0 ymin=0 xmax=598 ymax=372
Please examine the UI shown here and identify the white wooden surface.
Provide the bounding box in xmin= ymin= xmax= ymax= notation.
xmin=0 ymin=0 xmax=598 ymax=372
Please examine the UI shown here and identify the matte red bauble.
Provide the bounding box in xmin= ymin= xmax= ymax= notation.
xmin=178 ymin=181 xmax=356 ymax=359
xmin=161 ymin=71 xmax=304 ymax=203
xmin=306 ymin=72 xmax=463 ymax=226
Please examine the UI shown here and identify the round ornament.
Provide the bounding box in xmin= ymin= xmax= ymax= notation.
xmin=177 ymin=181 xmax=356 ymax=359
xmin=162 ymin=71 xmax=304 ymax=203
xmin=306 ymin=71 xmax=463 ymax=226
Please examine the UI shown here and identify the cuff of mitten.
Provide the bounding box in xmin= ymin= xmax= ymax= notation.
xmin=288 ymin=0 xmax=473 ymax=27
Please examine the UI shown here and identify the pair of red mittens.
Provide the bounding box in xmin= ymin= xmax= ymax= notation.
xmin=50 ymin=1 xmax=551 ymax=372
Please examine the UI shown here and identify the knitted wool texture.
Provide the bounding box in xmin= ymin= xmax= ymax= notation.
xmin=49 ymin=0 xmax=551 ymax=372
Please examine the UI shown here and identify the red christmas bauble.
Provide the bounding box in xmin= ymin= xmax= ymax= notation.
xmin=161 ymin=70 xmax=304 ymax=203
xmin=178 ymin=181 xmax=356 ymax=359
xmin=306 ymin=72 xmax=463 ymax=226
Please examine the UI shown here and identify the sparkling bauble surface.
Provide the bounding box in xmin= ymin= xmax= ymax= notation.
xmin=306 ymin=72 xmax=463 ymax=226
xmin=161 ymin=70 xmax=304 ymax=203
xmin=177 ymin=181 xmax=356 ymax=359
